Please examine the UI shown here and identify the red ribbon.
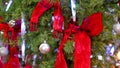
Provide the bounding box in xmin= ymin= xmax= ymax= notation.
xmin=0 ymin=20 xmax=21 ymax=68
xmin=30 ymin=0 xmax=64 ymax=35
xmin=30 ymin=0 xmax=53 ymax=31
xmin=53 ymin=0 xmax=64 ymax=37
xmin=55 ymin=12 xmax=103 ymax=68
xmin=4 ymin=46 xmax=20 ymax=68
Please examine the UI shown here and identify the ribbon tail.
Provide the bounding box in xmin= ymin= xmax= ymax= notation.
xmin=54 ymin=41 xmax=68 ymax=68
xmin=74 ymin=31 xmax=91 ymax=68
xmin=53 ymin=0 xmax=64 ymax=33
xmin=54 ymin=50 xmax=67 ymax=68
xmin=55 ymin=30 xmax=72 ymax=68
xmin=30 ymin=0 xmax=52 ymax=31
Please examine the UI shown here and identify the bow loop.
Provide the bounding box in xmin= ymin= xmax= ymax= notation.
xmin=80 ymin=12 xmax=103 ymax=36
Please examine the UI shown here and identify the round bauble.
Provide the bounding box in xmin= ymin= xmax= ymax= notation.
xmin=113 ymin=23 xmax=120 ymax=34
xmin=8 ymin=20 xmax=15 ymax=27
xmin=39 ymin=41 xmax=50 ymax=54
xmin=0 ymin=47 xmax=8 ymax=56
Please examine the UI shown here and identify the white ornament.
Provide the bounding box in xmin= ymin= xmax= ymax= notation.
xmin=113 ymin=23 xmax=120 ymax=34
xmin=71 ymin=0 xmax=76 ymax=22
xmin=90 ymin=55 xmax=93 ymax=58
xmin=0 ymin=47 xmax=8 ymax=56
xmin=97 ymin=55 xmax=103 ymax=60
xmin=21 ymin=39 xmax=26 ymax=61
xmin=21 ymin=13 xmax=26 ymax=38
xmin=6 ymin=0 xmax=13 ymax=11
xmin=32 ymin=54 xmax=37 ymax=66
xmin=39 ymin=41 xmax=50 ymax=54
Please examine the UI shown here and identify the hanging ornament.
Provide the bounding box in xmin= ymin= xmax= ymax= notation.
xmin=32 ymin=54 xmax=37 ymax=66
xmin=71 ymin=0 xmax=76 ymax=22
xmin=112 ymin=29 xmax=116 ymax=36
xmin=0 ymin=47 xmax=8 ymax=56
xmin=8 ymin=20 xmax=15 ymax=27
xmin=21 ymin=39 xmax=26 ymax=61
xmin=21 ymin=12 xmax=26 ymax=39
xmin=114 ymin=49 xmax=120 ymax=60
xmin=106 ymin=43 xmax=115 ymax=56
xmin=39 ymin=41 xmax=50 ymax=54
xmin=113 ymin=22 xmax=120 ymax=34
xmin=6 ymin=0 xmax=13 ymax=11
xmin=97 ymin=55 xmax=103 ymax=60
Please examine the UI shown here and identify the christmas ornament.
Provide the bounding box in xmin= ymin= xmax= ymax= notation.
xmin=97 ymin=55 xmax=103 ymax=60
xmin=6 ymin=0 xmax=13 ymax=11
xmin=117 ymin=51 xmax=120 ymax=60
xmin=0 ymin=47 xmax=8 ymax=56
xmin=107 ymin=7 xmax=115 ymax=14
xmin=112 ymin=29 xmax=116 ymax=36
xmin=113 ymin=22 xmax=120 ymax=34
xmin=55 ymin=12 xmax=103 ymax=68
xmin=21 ymin=12 xmax=26 ymax=38
xmin=21 ymin=39 xmax=26 ymax=61
xmin=90 ymin=55 xmax=93 ymax=58
xmin=71 ymin=0 xmax=76 ymax=22
xmin=115 ymin=50 xmax=120 ymax=60
xmin=32 ymin=54 xmax=37 ymax=66
xmin=39 ymin=41 xmax=50 ymax=54
xmin=8 ymin=20 xmax=15 ymax=27
xmin=106 ymin=43 xmax=115 ymax=56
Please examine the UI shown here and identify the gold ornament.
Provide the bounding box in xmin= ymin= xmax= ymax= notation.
xmin=8 ymin=20 xmax=15 ymax=27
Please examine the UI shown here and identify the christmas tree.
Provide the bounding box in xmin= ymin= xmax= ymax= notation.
xmin=0 ymin=0 xmax=120 ymax=68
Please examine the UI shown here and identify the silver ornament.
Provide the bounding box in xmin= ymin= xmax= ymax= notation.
xmin=113 ymin=23 xmax=120 ymax=34
xmin=0 ymin=47 xmax=8 ymax=56
xmin=6 ymin=0 xmax=13 ymax=11
xmin=39 ymin=41 xmax=50 ymax=54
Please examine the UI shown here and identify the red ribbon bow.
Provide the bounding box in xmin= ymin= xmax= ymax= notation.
xmin=55 ymin=12 xmax=103 ymax=68
xmin=30 ymin=0 xmax=64 ymax=34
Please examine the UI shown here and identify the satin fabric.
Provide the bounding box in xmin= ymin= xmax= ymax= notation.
xmin=55 ymin=12 xmax=103 ymax=68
